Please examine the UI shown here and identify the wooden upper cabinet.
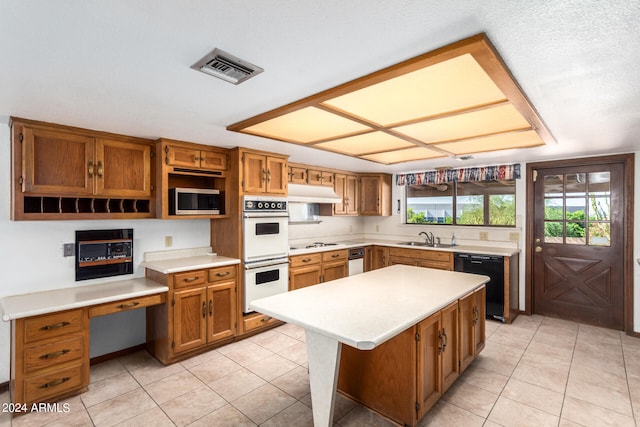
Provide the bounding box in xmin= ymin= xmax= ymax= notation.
xmin=20 ymin=125 xmax=152 ymax=198
xmin=22 ymin=126 xmax=95 ymax=195
xmin=166 ymin=145 xmax=227 ymax=171
xmin=288 ymin=166 xmax=307 ymax=184
xmin=359 ymin=173 xmax=392 ymax=216
xmin=307 ymin=168 xmax=334 ymax=186
xmin=333 ymin=174 xmax=358 ymax=216
xmin=242 ymin=151 xmax=288 ymax=195
xmin=95 ymin=139 xmax=151 ymax=197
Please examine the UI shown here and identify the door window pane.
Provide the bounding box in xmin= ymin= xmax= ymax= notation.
xmin=566 ymin=221 xmax=586 ymax=245
xmin=544 ymin=174 xmax=563 ymax=196
xmin=544 ymin=198 xmax=564 ymax=220
xmin=589 ymin=222 xmax=611 ymax=246
xmin=544 ymin=221 xmax=563 ymax=243
xmin=565 ymin=173 xmax=586 ymax=196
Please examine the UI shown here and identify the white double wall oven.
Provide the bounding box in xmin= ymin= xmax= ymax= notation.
xmin=242 ymin=196 xmax=289 ymax=313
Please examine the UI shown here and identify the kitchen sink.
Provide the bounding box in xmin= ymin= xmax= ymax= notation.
xmin=396 ymin=241 xmax=454 ymax=248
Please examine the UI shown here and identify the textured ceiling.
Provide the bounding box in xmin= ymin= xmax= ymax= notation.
xmin=0 ymin=0 xmax=638 ymax=173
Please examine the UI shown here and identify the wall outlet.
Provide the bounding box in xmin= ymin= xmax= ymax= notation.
xmin=509 ymin=232 xmax=520 ymax=242
xmin=479 ymin=231 xmax=489 ymax=240
xmin=63 ymin=243 xmax=75 ymax=257
xmin=164 ymin=236 xmax=173 ymax=247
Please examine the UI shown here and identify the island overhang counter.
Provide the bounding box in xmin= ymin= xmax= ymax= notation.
xmin=250 ymin=264 xmax=489 ymax=426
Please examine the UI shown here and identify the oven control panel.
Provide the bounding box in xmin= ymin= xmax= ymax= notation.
xmin=243 ymin=196 xmax=287 ymax=213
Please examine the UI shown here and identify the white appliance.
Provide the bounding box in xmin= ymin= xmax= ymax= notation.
xmin=348 ymin=247 xmax=365 ymax=276
xmin=242 ymin=196 xmax=289 ymax=313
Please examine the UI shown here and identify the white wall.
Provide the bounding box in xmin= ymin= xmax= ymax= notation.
xmin=0 ymin=124 xmax=211 ymax=383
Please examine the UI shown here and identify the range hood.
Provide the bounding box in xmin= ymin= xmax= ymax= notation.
xmin=287 ymin=183 xmax=342 ymax=204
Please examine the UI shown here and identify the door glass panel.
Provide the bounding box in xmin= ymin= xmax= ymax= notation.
xmin=566 ymin=198 xmax=586 ymax=221
xmin=589 ymin=222 xmax=611 ymax=246
xmin=566 ymin=221 xmax=586 ymax=245
xmin=544 ymin=221 xmax=563 ymax=243
xmin=565 ymin=173 xmax=586 ymax=196
xmin=544 ymin=198 xmax=564 ymax=220
xmin=544 ymin=174 xmax=563 ymax=196
xmin=589 ymin=197 xmax=610 ymax=220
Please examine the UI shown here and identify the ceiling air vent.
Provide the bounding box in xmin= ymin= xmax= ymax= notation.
xmin=191 ymin=48 xmax=263 ymax=85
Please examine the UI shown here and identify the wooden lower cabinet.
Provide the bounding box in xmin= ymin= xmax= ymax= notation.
xmin=459 ymin=286 xmax=486 ymax=373
xmin=388 ymin=247 xmax=453 ymax=271
xmin=289 ymin=249 xmax=348 ymax=290
xmin=365 ymin=246 xmax=389 ymax=271
xmin=146 ymin=265 xmax=238 ymax=364
xmin=338 ymin=293 xmax=482 ymax=426
xmin=11 ymin=308 xmax=90 ymax=407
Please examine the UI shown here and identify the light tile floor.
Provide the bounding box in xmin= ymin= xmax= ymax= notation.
xmin=2 ymin=315 xmax=640 ymax=426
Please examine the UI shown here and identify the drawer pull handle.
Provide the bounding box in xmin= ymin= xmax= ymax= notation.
xmin=215 ymin=271 xmax=230 ymax=277
xmin=41 ymin=349 xmax=70 ymax=360
xmin=183 ymin=277 xmax=199 ymax=283
xmin=302 ymin=258 xmax=312 ymax=263
xmin=40 ymin=377 xmax=70 ymax=389
xmin=332 ymin=254 xmax=340 ymax=258
xmin=261 ymin=316 xmax=272 ymax=323
xmin=40 ymin=322 xmax=70 ymax=331
xmin=117 ymin=302 xmax=140 ymax=309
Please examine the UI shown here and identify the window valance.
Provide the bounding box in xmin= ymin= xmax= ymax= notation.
xmin=396 ymin=164 xmax=520 ymax=186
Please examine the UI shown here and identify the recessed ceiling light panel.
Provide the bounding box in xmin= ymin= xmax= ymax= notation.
xmin=192 ymin=48 xmax=263 ymax=85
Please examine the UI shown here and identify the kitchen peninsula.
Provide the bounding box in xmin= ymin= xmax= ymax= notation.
xmin=250 ymin=264 xmax=489 ymax=426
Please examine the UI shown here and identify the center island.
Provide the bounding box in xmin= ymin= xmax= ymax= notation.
xmin=249 ymin=264 xmax=488 ymax=426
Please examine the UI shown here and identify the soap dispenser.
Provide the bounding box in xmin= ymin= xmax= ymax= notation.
xmin=451 ymin=233 xmax=456 ymax=246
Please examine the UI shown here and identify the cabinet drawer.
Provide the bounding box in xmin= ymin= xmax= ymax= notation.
xmin=23 ymin=310 xmax=85 ymax=344
xmin=243 ymin=313 xmax=280 ymax=332
xmin=200 ymin=150 xmax=227 ymax=171
xmin=417 ymin=259 xmax=452 ymax=271
xmin=173 ymin=270 xmax=206 ymax=289
xmin=24 ymin=336 xmax=84 ymax=374
xmin=290 ymin=253 xmax=322 ymax=268
xmin=388 ymin=247 xmax=452 ymax=262
xmin=88 ymin=293 xmax=166 ymax=318
xmin=208 ymin=265 xmax=237 ymax=283
xmin=23 ymin=362 xmax=86 ymax=403
xmin=322 ymin=249 xmax=348 ymax=262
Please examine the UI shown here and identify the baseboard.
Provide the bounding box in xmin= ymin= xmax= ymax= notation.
xmin=90 ymin=344 xmax=146 ymax=366
xmin=0 ymin=381 xmax=8 ymax=394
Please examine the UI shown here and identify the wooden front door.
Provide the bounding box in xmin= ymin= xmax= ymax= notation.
xmin=530 ymin=159 xmax=628 ymax=329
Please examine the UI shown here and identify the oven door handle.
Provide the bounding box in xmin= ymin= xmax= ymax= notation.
xmin=245 ymin=260 xmax=289 ymax=270
xmin=243 ymin=213 xmax=289 ymax=219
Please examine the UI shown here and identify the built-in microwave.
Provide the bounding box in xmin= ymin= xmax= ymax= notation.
xmin=169 ymin=187 xmax=221 ymax=215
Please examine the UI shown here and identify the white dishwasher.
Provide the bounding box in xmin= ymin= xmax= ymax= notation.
xmin=348 ymin=247 xmax=365 ymax=276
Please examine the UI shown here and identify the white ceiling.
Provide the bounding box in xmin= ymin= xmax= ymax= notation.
xmin=1 ymin=1 xmax=638 ymax=174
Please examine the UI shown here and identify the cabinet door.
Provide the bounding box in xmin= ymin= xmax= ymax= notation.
xmin=306 ymin=168 xmax=324 ymax=185
xmin=266 ymin=156 xmax=287 ymax=194
xmin=416 ymin=312 xmax=441 ymax=420
xmin=207 ymin=282 xmax=236 ymax=343
xmin=289 ymin=166 xmax=307 ymax=184
xmin=458 ymin=291 xmax=475 ymax=373
xmin=22 ymin=127 xmax=94 ymax=195
xmin=345 ymin=175 xmax=359 ymax=214
xmin=243 ymin=152 xmax=267 ymax=193
xmin=289 ymin=265 xmax=322 ymax=290
xmin=172 ymin=288 xmax=207 ymax=354
xmin=166 ymin=146 xmax=200 ymax=168
xmin=333 ymin=174 xmax=347 ymax=215
xmin=321 ymin=171 xmax=335 ymax=187
xmin=95 ymin=139 xmax=151 ymax=197
xmin=359 ymin=175 xmax=381 ymax=215
xmin=322 ymin=260 xmax=348 ymax=282
xmin=473 ymin=286 xmax=486 ymax=355
xmin=200 ymin=149 xmax=227 ymax=171
xmin=370 ymin=246 xmax=389 ymax=270
xmin=440 ymin=301 xmax=459 ymax=392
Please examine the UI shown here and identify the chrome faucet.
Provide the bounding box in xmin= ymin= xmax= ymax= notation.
xmin=418 ymin=231 xmax=434 ymax=245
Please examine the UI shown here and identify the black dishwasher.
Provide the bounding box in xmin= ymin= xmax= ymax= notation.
xmin=454 ymin=253 xmax=504 ymax=322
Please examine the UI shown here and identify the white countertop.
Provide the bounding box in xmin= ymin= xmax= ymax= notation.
xmin=140 ymin=254 xmax=240 ymax=274
xmin=250 ymin=264 xmax=488 ymax=350
xmin=288 ymin=238 xmax=519 ymax=257
xmin=0 ymin=278 xmax=168 ymax=321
